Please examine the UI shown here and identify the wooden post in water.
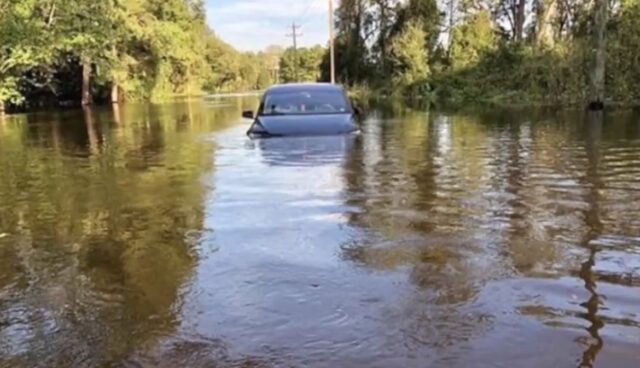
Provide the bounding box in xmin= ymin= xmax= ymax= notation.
xmin=111 ymin=84 xmax=119 ymax=105
xmin=52 ymin=117 xmax=61 ymax=152
xmin=112 ymin=101 xmax=122 ymax=126
xmin=83 ymin=107 xmax=99 ymax=155
xmin=111 ymin=46 xmax=119 ymax=105
xmin=0 ymin=104 xmax=6 ymax=128
xmin=81 ymin=56 xmax=93 ymax=106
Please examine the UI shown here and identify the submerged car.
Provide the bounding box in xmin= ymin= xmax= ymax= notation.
xmin=243 ymin=83 xmax=360 ymax=137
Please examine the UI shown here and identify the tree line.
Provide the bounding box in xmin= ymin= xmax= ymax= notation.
xmin=3 ymin=0 xmax=635 ymax=112
xmin=0 ymin=0 xmax=282 ymax=113
xmin=329 ymin=0 xmax=639 ymax=107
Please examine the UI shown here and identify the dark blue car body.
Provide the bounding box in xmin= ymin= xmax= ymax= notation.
xmin=244 ymin=84 xmax=359 ymax=138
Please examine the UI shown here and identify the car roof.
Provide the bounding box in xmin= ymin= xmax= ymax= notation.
xmin=265 ymin=83 xmax=345 ymax=94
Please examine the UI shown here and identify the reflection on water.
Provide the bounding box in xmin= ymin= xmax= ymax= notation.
xmin=578 ymin=112 xmax=605 ymax=368
xmin=1 ymin=102 xmax=639 ymax=367
xmin=256 ymin=135 xmax=355 ymax=167
xmin=0 ymin=99 xmax=253 ymax=367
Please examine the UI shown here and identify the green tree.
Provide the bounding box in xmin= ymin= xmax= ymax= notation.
xmin=393 ymin=0 xmax=442 ymax=53
xmin=239 ymin=53 xmax=259 ymax=90
xmin=1 ymin=0 xmax=272 ymax=110
xmin=202 ymin=32 xmax=242 ymax=92
xmin=54 ymin=0 xmax=119 ymax=105
xmin=449 ymin=10 xmax=496 ymax=70
xmin=535 ymin=0 xmax=558 ymax=47
xmin=280 ymin=46 xmax=326 ymax=83
xmin=334 ymin=0 xmax=373 ymax=84
xmin=0 ymin=0 xmax=56 ymax=112
xmin=389 ymin=20 xmax=430 ymax=89
xmin=257 ymin=69 xmax=272 ymax=89
xmin=371 ymin=0 xmax=402 ymax=75
xmin=607 ymin=0 xmax=640 ymax=102
xmin=5 ymin=0 xmax=638 ymax=110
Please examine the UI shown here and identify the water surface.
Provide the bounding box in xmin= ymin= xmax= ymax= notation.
xmin=0 ymin=101 xmax=638 ymax=367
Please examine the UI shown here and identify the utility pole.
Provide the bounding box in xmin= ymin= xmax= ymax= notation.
xmin=329 ymin=0 xmax=336 ymax=84
xmin=286 ymin=23 xmax=302 ymax=82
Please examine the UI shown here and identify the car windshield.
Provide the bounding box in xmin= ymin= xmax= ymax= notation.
xmin=261 ymin=90 xmax=350 ymax=115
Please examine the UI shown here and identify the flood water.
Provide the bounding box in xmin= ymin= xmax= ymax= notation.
xmin=0 ymin=100 xmax=639 ymax=367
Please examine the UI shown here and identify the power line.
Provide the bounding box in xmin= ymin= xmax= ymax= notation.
xmin=286 ymin=23 xmax=303 ymax=82
xmin=297 ymin=0 xmax=319 ymax=28
xmin=283 ymin=0 xmax=336 ymax=84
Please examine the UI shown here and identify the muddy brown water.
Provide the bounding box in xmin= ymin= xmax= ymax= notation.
xmin=0 ymin=100 xmax=638 ymax=367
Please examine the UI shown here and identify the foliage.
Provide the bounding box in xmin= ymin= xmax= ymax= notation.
xmin=388 ymin=20 xmax=430 ymax=94
xmin=279 ymin=46 xmax=326 ymax=83
xmin=607 ymin=0 xmax=640 ymax=103
xmin=0 ymin=0 xmax=56 ymax=105
xmin=431 ymin=41 xmax=590 ymax=105
xmin=332 ymin=0 xmax=375 ymax=84
xmin=324 ymin=0 xmax=639 ymax=105
xmin=449 ymin=11 xmax=496 ymax=70
xmin=0 ymin=0 xmax=274 ymax=110
xmin=394 ymin=0 xmax=442 ymax=53
xmin=5 ymin=0 xmax=640 ymax=109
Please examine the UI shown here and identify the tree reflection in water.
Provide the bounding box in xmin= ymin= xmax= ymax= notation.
xmin=340 ymin=110 xmax=499 ymax=354
xmin=0 ymin=100 xmax=253 ymax=367
xmin=1 ymin=101 xmax=639 ymax=367
xmin=578 ymin=112 xmax=605 ymax=368
xmin=340 ymin=107 xmax=639 ymax=366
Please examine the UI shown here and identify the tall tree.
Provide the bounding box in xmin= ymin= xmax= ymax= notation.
xmin=389 ymin=20 xmax=430 ymax=88
xmin=607 ymin=0 xmax=640 ymax=102
xmin=264 ymin=45 xmax=284 ymax=83
xmin=1 ymin=0 xmax=278 ymax=111
xmin=334 ymin=0 xmax=371 ymax=84
xmin=498 ymin=0 xmax=528 ymax=41
xmin=449 ymin=10 xmax=496 ymax=70
xmin=588 ymin=0 xmax=608 ymax=109
xmin=515 ymin=0 xmax=526 ymax=41
xmin=535 ymin=0 xmax=558 ymax=46
xmin=280 ymin=46 xmax=326 ymax=83
xmin=371 ymin=0 xmax=397 ymax=72
xmin=54 ymin=0 xmax=118 ymax=105
xmin=393 ymin=0 xmax=442 ymax=53
xmin=0 ymin=0 xmax=56 ymax=112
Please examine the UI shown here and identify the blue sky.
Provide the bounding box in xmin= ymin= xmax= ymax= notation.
xmin=205 ymin=0 xmax=330 ymax=51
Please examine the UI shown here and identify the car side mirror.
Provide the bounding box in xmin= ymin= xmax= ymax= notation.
xmin=353 ymin=106 xmax=363 ymax=116
xmin=242 ymin=110 xmax=254 ymax=119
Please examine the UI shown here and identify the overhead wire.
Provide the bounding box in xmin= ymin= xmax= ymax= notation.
xmin=296 ymin=0 xmax=320 ymax=28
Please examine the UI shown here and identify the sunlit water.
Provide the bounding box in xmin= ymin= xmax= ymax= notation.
xmin=0 ymin=101 xmax=638 ymax=367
